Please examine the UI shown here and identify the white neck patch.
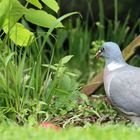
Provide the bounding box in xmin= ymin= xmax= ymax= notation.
xmin=106 ymin=61 xmax=125 ymax=71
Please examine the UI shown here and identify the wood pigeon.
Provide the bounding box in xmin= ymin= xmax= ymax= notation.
xmin=96 ymin=42 xmax=140 ymax=125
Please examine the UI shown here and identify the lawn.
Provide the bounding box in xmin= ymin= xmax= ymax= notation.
xmin=1 ymin=124 xmax=140 ymax=140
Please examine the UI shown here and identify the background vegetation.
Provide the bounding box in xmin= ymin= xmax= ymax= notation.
xmin=0 ymin=0 xmax=140 ymax=138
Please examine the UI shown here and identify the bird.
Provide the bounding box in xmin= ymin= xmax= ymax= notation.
xmin=96 ymin=42 xmax=140 ymax=125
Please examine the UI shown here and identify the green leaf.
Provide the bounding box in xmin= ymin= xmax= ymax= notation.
xmin=0 ymin=0 xmax=9 ymax=30
xmin=41 ymin=0 xmax=59 ymax=13
xmin=0 ymin=73 xmax=7 ymax=90
xmin=25 ymin=9 xmax=63 ymax=28
xmin=7 ymin=0 xmax=26 ymax=26
xmin=60 ymin=109 xmax=67 ymax=115
xmin=26 ymin=0 xmax=42 ymax=9
xmin=5 ymin=52 xmax=15 ymax=67
xmin=0 ymin=0 xmax=26 ymax=30
xmin=56 ymin=29 xmax=68 ymax=48
xmin=61 ymin=55 xmax=74 ymax=65
xmin=3 ymin=21 xmax=34 ymax=46
xmin=80 ymin=93 xmax=89 ymax=105
xmin=0 ymin=93 xmax=8 ymax=98
xmin=42 ymin=64 xmax=57 ymax=71
xmin=28 ymin=115 xmax=37 ymax=126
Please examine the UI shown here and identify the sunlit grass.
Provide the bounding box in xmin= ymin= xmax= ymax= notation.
xmin=0 ymin=124 xmax=139 ymax=140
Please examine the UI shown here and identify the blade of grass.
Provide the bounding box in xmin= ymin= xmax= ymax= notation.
xmin=114 ymin=0 xmax=118 ymax=33
xmin=98 ymin=0 xmax=105 ymax=40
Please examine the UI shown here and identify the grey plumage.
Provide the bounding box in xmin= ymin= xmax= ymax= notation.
xmin=107 ymin=66 xmax=140 ymax=115
xmin=96 ymin=42 xmax=140 ymax=125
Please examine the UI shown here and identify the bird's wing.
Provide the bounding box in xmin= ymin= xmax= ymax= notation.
xmin=108 ymin=66 xmax=140 ymax=116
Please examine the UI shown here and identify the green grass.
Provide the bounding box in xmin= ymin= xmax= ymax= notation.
xmin=1 ymin=124 xmax=140 ymax=140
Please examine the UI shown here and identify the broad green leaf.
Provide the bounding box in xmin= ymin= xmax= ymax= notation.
xmin=3 ymin=21 xmax=34 ymax=46
xmin=41 ymin=0 xmax=59 ymax=13
xmin=25 ymin=9 xmax=63 ymax=28
xmin=6 ymin=0 xmax=26 ymax=26
xmin=26 ymin=0 xmax=42 ymax=9
xmin=0 ymin=0 xmax=9 ymax=30
xmin=61 ymin=55 xmax=74 ymax=64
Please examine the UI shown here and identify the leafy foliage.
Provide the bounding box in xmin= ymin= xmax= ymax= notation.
xmin=25 ymin=9 xmax=63 ymax=28
xmin=0 ymin=0 xmax=64 ymax=46
xmin=0 ymin=0 xmax=139 ymax=128
xmin=0 ymin=0 xmax=82 ymax=125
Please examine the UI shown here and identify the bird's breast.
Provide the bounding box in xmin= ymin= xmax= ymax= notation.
xmin=103 ymin=62 xmax=125 ymax=97
xmin=103 ymin=68 xmax=114 ymax=98
xmin=106 ymin=62 xmax=125 ymax=71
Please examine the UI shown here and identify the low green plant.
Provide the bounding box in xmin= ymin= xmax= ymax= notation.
xmin=43 ymin=18 xmax=93 ymax=81
xmin=0 ymin=0 xmax=82 ymax=125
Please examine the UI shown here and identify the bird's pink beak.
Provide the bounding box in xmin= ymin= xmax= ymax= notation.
xmin=95 ymin=50 xmax=102 ymax=59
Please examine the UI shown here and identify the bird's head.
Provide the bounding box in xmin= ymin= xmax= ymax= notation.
xmin=96 ymin=42 xmax=123 ymax=60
